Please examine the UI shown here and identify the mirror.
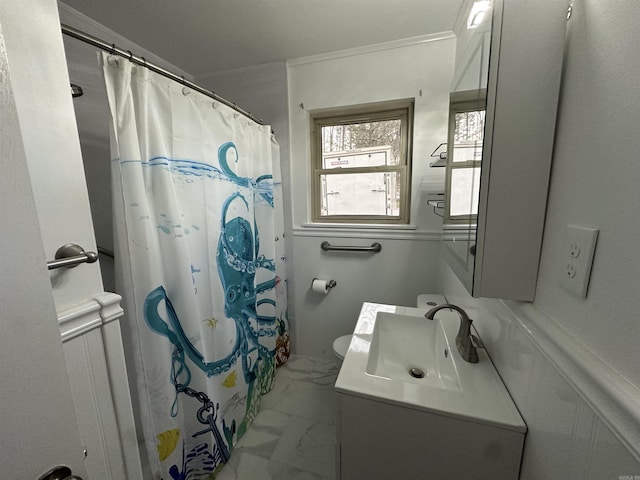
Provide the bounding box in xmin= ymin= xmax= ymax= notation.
xmin=441 ymin=0 xmax=567 ymax=301
xmin=442 ymin=0 xmax=494 ymax=294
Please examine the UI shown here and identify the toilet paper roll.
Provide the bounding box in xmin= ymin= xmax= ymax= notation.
xmin=311 ymin=278 xmax=330 ymax=294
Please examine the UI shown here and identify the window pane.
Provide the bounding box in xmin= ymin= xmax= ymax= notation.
xmin=451 ymin=140 xmax=483 ymax=163
xmin=320 ymin=171 xmax=401 ymax=217
xmin=452 ymin=110 xmax=485 ymax=163
xmin=322 ymin=147 xmax=392 ymax=169
xmin=321 ymin=119 xmax=402 ymax=168
xmin=449 ymin=168 xmax=480 ymax=217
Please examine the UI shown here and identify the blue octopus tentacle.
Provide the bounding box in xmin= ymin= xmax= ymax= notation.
xmin=256 ymin=278 xmax=276 ymax=294
xmin=144 ymin=286 xmax=243 ymax=377
xmin=220 ymin=192 xmax=249 ymax=229
xmin=256 ymin=298 xmax=276 ymax=325
xmin=218 ymin=142 xmax=250 ymax=188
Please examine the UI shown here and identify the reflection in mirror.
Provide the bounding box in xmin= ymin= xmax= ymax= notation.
xmin=446 ymin=91 xmax=485 ymax=222
xmin=442 ymin=0 xmax=494 ymax=293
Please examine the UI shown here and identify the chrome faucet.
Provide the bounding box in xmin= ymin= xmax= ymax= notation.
xmin=425 ymin=304 xmax=479 ymax=363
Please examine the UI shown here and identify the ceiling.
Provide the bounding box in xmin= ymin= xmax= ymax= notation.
xmin=59 ymin=0 xmax=464 ymax=76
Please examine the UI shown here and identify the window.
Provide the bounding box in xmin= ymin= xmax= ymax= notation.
xmin=445 ymin=91 xmax=486 ymax=224
xmin=310 ymin=100 xmax=414 ymax=224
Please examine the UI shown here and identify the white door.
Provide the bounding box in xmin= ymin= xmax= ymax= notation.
xmin=0 ymin=42 xmax=88 ymax=480
xmin=0 ymin=1 xmax=101 ymax=478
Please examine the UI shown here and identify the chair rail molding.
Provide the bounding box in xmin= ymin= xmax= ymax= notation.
xmin=58 ymin=291 xmax=123 ymax=341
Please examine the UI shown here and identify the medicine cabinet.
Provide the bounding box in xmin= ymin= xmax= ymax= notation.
xmin=442 ymin=0 xmax=569 ymax=301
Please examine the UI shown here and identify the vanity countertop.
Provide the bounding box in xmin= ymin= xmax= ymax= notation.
xmin=335 ymin=302 xmax=527 ymax=433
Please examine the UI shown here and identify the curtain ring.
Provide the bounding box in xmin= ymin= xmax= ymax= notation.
xmin=110 ymin=43 xmax=116 ymax=55
xmin=140 ymin=56 xmax=146 ymax=67
xmin=126 ymin=50 xmax=134 ymax=61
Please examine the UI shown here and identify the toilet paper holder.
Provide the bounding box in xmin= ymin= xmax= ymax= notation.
xmin=311 ymin=278 xmax=337 ymax=289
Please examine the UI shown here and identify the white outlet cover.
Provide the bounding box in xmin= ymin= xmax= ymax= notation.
xmin=560 ymin=225 xmax=599 ymax=298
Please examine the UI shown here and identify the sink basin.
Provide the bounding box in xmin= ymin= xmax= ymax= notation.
xmin=335 ymin=302 xmax=526 ymax=434
xmin=365 ymin=312 xmax=461 ymax=390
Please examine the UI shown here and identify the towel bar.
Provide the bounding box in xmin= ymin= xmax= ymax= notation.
xmin=47 ymin=243 xmax=98 ymax=270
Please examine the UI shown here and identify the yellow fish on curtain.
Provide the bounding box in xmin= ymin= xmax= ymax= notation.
xmin=102 ymin=52 xmax=289 ymax=479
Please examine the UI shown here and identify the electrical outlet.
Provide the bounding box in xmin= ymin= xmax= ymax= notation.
xmin=560 ymin=225 xmax=599 ymax=298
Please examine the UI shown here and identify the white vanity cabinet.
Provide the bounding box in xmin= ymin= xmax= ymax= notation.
xmin=336 ymin=393 xmax=524 ymax=480
xmin=334 ymin=303 xmax=526 ymax=480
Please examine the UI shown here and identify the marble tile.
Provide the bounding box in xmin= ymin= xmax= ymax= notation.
xmin=261 ymin=369 xmax=295 ymax=410
xmin=262 ymin=355 xmax=339 ymax=425
xmin=216 ymin=452 xmax=333 ymax=480
xmin=281 ymin=355 xmax=339 ymax=379
xmin=252 ymin=408 xmax=292 ymax=432
xmin=269 ymin=379 xmax=337 ymax=424
xmin=218 ymin=355 xmax=337 ymax=480
xmin=271 ymin=416 xmax=336 ymax=479
xmin=233 ymin=423 xmax=281 ymax=458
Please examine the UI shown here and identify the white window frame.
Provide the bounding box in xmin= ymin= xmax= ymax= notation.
xmin=310 ymin=100 xmax=414 ymax=224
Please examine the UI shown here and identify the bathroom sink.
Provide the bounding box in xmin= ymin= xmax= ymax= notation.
xmin=335 ymin=302 xmax=526 ymax=433
xmin=365 ymin=311 xmax=461 ymax=390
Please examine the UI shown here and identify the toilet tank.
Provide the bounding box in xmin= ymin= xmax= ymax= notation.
xmin=416 ymin=293 xmax=447 ymax=309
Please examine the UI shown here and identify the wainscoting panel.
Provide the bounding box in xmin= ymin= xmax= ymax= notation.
xmin=440 ymin=262 xmax=640 ymax=478
xmin=291 ymin=232 xmax=441 ymax=358
xmin=58 ymin=292 xmax=142 ymax=480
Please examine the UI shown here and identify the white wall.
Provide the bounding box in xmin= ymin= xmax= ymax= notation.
xmin=286 ymin=36 xmax=454 ymax=357
xmin=440 ymin=0 xmax=640 ymax=476
xmin=534 ymin=0 xmax=640 ymax=389
xmin=288 ymin=35 xmax=454 ymax=230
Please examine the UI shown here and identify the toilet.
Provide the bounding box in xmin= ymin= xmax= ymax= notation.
xmin=332 ymin=293 xmax=447 ymax=364
xmin=332 ymin=334 xmax=353 ymax=365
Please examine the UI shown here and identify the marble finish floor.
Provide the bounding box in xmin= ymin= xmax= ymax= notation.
xmin=216 ymin=355 xmax=339 ymax=480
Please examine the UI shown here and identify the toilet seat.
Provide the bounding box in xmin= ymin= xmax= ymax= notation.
xmin=332 ymin=334 xmax=352 ymax=361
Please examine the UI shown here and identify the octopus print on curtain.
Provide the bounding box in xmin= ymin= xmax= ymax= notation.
xmin=102 ymin=53 xmax=289 ymax=479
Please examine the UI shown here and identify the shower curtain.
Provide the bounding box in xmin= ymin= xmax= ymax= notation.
xmin=102 ymin=53 xmax=289 ymax=479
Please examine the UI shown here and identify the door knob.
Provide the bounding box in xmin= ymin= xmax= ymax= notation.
xmin=37 ymin=466 xmax=83 ymax=480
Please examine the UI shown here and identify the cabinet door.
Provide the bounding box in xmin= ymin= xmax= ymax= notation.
xmin=474 ymin=0 xmax=568 ymax=301
xmin=443 ymin=0 xmax=569 ymax=301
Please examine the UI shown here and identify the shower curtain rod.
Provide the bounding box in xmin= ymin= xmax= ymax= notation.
xmin=61 ymin=24 xmax=265 ymax=127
